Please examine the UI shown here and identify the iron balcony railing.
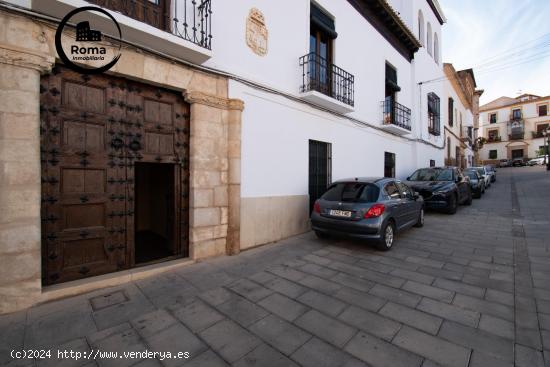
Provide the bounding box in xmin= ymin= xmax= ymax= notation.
xmin=85 ymin=0 xmax=212 ymax=50
xmin=299 ymin=52 xmax=355 ymax=107
xmin=487 ymin=135 xmax=501 ymax=142
xmin=381 ymin=99 xmax=412 ymax=131
xmin=461 ymin=126 xmax=473 ymax=144
xmin=509 ymin=133 xmax=525 ymax=141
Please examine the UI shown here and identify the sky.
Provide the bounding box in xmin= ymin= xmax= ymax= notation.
xmin=439 ymin=0 xmax=550 ymax=105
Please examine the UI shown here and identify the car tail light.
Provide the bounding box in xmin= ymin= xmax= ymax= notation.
xmin=313 ymin=201 xmax=321 ymax=214
xmin=364 ymin=203 xmax=385 ymax=218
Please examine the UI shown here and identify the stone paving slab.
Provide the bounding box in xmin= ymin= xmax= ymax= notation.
xmin=2 ymin=167 xmax=550 ymax=366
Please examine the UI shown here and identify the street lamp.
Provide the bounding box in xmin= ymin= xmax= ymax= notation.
xmin=544 ymin=130 xmax=548 ymax=166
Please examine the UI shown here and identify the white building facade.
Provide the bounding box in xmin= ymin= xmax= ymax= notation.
xmin=209 ymin=0 xmax=449 ymax=249
xmin=442 ymin=64 xmax=480 ymax=169
xmin=479 ymin=94 xmax=550 ymax=164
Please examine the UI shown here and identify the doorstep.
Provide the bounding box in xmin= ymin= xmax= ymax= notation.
xmin=39 ymin=257 xmax=195 ymax=305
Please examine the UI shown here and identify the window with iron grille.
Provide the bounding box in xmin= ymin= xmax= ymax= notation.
xmin=489 ymin=150 xmax=497 ymax=159
xmin=384 ymin=152 xmax=395 ymax=178
xmin=428 ymin=92 xmax=440 ymax=136
xmin=539 ymin=104 xmax=548 ymax=117
xmin=489 ymin=113 xmax=497 ymax=124
xmin=448 ymin=98 xmax=454 ymax=127
xmin=309 ymin=140 xmax=332 ymax=213
xmin=430 ymin=160 xmax=436 ymax=167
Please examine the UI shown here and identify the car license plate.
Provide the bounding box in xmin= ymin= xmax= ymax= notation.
xmin=330 ymin=210 xmax=352 ymax=218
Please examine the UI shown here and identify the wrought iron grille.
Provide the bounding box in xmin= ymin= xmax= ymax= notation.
xmin=509 ymin=133 xmax=525 ymax=141
xmin=300 ymin=52 xmax=354 ymax=107
xmin=427 ymin=92 xmax=441 ymax=136
xmin=381 ymin=98 xmax=412 ymax=131
xmin=173 ymin=0 xmax=212 ymax=49
xmin=308 ymin=140 xmax=332 ymax=213
xmin=85 ymin=0 xmax=212 ymax=50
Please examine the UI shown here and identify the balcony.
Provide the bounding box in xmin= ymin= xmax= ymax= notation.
xmin=533 ymin=131 xmax=547 ymax=139
xmin=509 ymin=133 xmax=525 ymax=141
xmin=32 ymin=0 xmax=213 ymax=64
xmin=461 ymin=126 xmax=473 ymax=145
xmin=380 ymin=99 xmax=411 ymax=135
xmin=486 ymin=136 xmax=501 ymax=143
xmin=299 ymin=52 xmax=355 ymax=114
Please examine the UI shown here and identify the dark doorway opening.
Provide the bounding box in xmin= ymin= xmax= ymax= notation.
xmin=309 ymin=139 xmax=332 ymax=213
xmin=511 ymin=149 xmax=524 ymax=160
xmin=384 ymin=152 xmax=396 ymax=178
xmin=135 ymin=163 xmax=178 ymax=264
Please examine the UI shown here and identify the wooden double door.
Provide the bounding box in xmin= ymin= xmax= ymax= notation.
xmin=40 ymin=65 xmax=190 ymax=285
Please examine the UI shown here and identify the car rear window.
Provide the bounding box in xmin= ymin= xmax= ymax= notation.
xmin=321 ymin=183 xmax=380 ymax=203
xmin=410 ymin=168 xmax=453 ymax=181
xmin=465 ymin=171 xmax=478 ymax=180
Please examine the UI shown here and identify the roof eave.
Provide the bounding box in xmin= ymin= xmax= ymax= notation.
xmin=427 ymin=0 xmax=447 ymax=25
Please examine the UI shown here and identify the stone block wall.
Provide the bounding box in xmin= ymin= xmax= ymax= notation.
xmin=0 ymin=43 xmax=54 ymax=312
xmin=0 ymin=8 xmax=243 ymax=314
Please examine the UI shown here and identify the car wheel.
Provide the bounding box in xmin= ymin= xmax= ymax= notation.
xmin=414 ymin=207 xmax=424 ymax=228
xmin=376 ymin=221 xmax=395 ymax=251
xmin=314 ymin=231 xmax=330 ymax=240
xmin=474 ymin=188 xmax=482 ymax=199
xmin=482 ymin=184 xmax=485 ymax=194
xmin=464 ymin=190 xmax=473 ymax=206
xmin=446 ymin=194 xmax=458 ymax=214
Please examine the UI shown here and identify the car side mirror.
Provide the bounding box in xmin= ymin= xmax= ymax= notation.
xmin=406 ymin=177 xmax=410 ymax=181
xmin=414 ymin=192 xmax=420 ymax=200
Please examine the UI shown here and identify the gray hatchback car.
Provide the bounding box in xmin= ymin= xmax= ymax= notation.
xmin=310 ymin=178 xmax=424 ymax=250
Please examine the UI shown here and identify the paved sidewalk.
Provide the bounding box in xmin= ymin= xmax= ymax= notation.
xmin=1 ymin=167 xmax=550 ymax=367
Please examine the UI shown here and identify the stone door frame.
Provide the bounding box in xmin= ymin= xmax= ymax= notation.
xmin=0 ymin=9 xmax=243 ymax=314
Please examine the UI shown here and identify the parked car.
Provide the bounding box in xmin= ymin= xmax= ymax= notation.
xmin=311 ymin=178 xmax=424 ymax=251
xmin=485 ymin=165 xmax=496 ymax=182
xmin=464 ymin=169 xmax=485 ymax=198
xmin=528 ymin=156 xmax=548 ymax=166
xmin=512 ymin=158 xmax=526 ymax=167
xmin=406 ymin=167 xmax=472 ymax=214
xmin=471 ymin=166 xmax=491 ymax=188
xmin=499 ymin=159 xmax=512 ymax=167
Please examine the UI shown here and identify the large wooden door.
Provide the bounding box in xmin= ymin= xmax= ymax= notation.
xmin=40 ymin=65 xmax=189 ymax=285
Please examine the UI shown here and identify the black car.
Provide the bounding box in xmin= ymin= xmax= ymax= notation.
xmin=464 ymin=169 xmax=485 ymax=198
xmin=406 ymin=167 xmax=472 ymax=214
xmin=512 ymin=158 xmax=526 ymax=167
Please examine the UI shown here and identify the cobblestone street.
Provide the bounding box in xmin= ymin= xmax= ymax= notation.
xmin=2 ymin=166 xmax=550 ymax=367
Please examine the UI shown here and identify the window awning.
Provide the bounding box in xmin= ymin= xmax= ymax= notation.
xmin=311 ymin=4 xmax=338 ymax=39
xmin=385 ymin=64 xmax=401 ymax=91
xmin=386 ymin=79 xmax=401 ymax=92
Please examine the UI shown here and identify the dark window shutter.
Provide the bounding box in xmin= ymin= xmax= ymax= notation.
xmin=385 ymin=64 xmax=401 ymax=92
xmin=448 ymin=98 xmax=454 ymax=126
xmin=311 ymin=4 xmax=337 ymax=39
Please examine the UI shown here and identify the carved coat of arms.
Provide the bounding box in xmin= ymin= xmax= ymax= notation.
xmin=246 ymin=8 xmax=268 ymax=56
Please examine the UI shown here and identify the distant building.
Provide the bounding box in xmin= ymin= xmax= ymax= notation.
xmin=443 ymin=64 xmax=483 ymax=169
xmin=76 ymin=21 xmax=102 ymax=41
xmin=479 ymin=94 xmax=550 ymax=163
